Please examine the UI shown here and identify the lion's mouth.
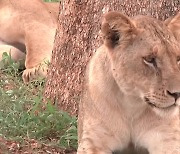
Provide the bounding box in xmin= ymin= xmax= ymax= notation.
xmin=144 ymin=97 xmax=176 ymax=109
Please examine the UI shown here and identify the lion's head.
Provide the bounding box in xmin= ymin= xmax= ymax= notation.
xmin=102 ymin=12 xmax=180 ymax=114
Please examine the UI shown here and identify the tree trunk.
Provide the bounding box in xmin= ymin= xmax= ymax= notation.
xmin=44 ymin=0 xmax=180 ymax=116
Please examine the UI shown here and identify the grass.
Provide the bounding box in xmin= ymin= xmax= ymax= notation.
xmin=0 ymin=52 xmax=77 ymax=152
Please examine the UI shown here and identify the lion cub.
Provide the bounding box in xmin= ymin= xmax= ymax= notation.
xmin=78 ymin=12 xmax=180 ymax=154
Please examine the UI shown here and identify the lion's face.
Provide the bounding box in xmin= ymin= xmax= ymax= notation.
xmin=102 ymin=12 xmax=180 ymax=112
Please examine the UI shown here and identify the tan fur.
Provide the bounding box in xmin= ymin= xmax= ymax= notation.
xmin=0 ymin=0 xmax=59 ymax=83
xmin=78 ymin=12 xmax=180 ymax=154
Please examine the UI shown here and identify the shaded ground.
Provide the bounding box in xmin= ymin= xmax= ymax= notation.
xmin=0 ymin=137 xmax=76 ymax=154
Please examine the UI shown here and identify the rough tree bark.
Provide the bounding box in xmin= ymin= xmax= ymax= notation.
xmin=44 ymin=0 xmax=180 ymax=116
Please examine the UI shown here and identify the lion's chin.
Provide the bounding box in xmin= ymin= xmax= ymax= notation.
xmin=144 ymin=97 xmax=179 ymax=118
xmin=144 ymin=97 xmax=177 ymax=110
xmin=148 ymin=102 xmax=177 ymax=110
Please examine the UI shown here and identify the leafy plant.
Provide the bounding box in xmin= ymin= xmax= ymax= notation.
xmin=0 ymin=52 xmax=78 ymax=150
xmin=0 ymin=52 xmax=24 ymax=76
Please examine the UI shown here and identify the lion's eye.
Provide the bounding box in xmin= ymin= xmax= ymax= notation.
xmin=177 ymin=56 xmax=180 ymax=65
xmin=143 ymin=56 xmax=156 ymax=67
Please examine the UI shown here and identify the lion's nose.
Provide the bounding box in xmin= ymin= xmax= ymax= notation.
xmin=167 ymin=90 xmax=180 ymax=101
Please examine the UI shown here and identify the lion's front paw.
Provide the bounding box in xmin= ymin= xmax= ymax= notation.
xmin=22 ymin=65 xmax=48 ymax=83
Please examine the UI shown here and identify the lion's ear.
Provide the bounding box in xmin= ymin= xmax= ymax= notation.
xmin=166 ymin=12 xmax=180 ymax=41
xmin=101 ymin=11 xmax=137 ymax=50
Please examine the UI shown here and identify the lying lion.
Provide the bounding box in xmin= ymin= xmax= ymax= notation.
xmin=0 ymin=0 xmax=59 ymax=83
xmin=78 ymin=12 xmax=180 ymax=154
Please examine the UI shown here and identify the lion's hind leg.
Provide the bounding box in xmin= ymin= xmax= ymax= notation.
xmin=22 ymin=24 xmax=55 ymax=83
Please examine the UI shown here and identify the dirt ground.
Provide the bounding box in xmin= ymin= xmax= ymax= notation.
xmin=0 ymin=137 xmax=76 ymax=154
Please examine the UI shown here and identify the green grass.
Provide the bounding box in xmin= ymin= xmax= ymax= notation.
xmin=0 ymin=52 xmax=77 ymax=151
